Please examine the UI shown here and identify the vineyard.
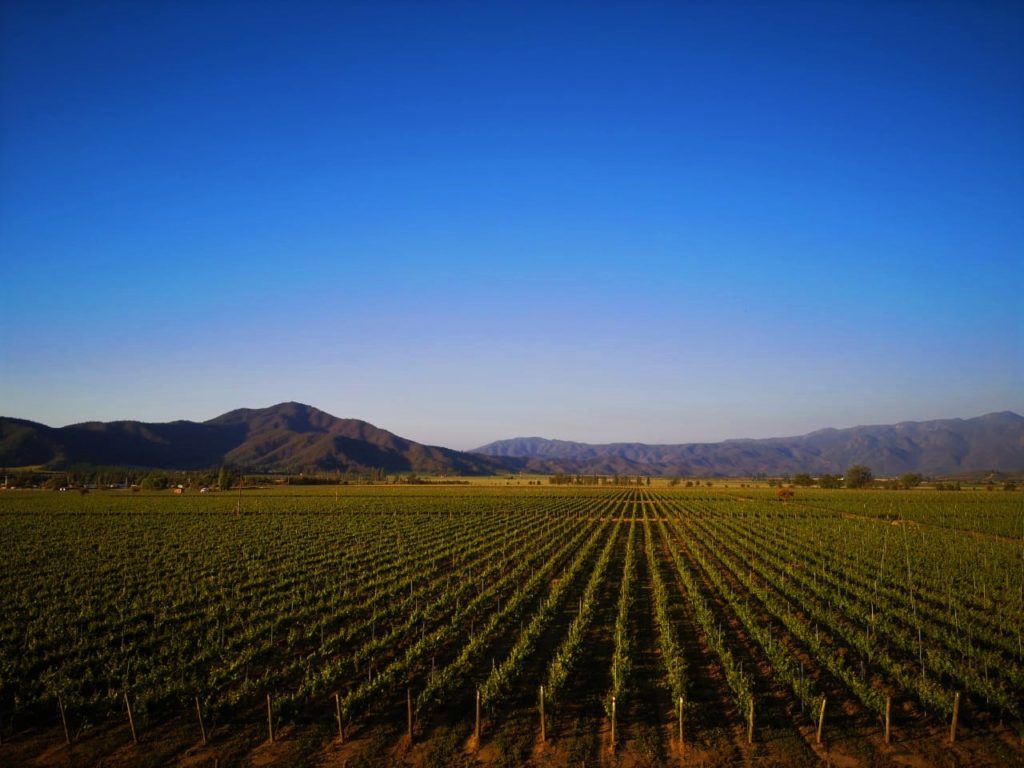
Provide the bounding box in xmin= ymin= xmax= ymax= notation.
xmin=0 ymin=485 xmax=1021 ymax=767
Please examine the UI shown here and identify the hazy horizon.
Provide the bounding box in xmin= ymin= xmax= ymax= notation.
xmin=2 ymin=401 xmax=1021 ymax=454
xmin=2 ymin=1 xmax=1022 ymax=450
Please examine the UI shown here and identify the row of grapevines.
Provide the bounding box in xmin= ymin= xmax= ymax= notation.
xmin=480 ymin=518 xmax=616 ymax=708
xmin=605 ymin=519 xmax=637 ymax=715
xmin=412 ymin=510 xmax=614 ymax=716
xmin=658 ymin=497 xmax=832 ymax=716
xmin=642 ymin=517 xmax=686 ymax=707
xmin=544 ymin=519 xmax=622 ymax=706
xmin=653 ymin=516 xmax=753 ymax=712
xmin=675 ymin=498 xmax=956 ymax=718
xmin=332 ymin=512 xmax=603 ymax=722
xmin=696 ymin=499 xmax=1015 ymax=720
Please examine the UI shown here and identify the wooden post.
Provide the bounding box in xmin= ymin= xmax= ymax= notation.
xmin=195 ymin=696 xmax=207 ymax=746
xmin=58 ymin=697 xmax=70 ymax=745
xmin=678 ymin=696 xmax=685 ymax=751
xmin=606 ymin=696 xmax=614 ymax=749
xmin=816 ymin=697 xmax=826 ymax=744
xmin=124 ymin=693 xmax=138 ymax=745
xmin=266 ymin=693 xmax=274 ymax=743
xmin=799 ymin=663 xmax=804 ymax=714
xmin=950 ymin=691 xmax=960 ymax=743
xmin=407 ymin=687 xmax=413 ymax=741
xmin=539 ymin=685 xmax=546 ymax=743
xmin=334 ymin=693 xmax=343 ymax=743
xmin=884 ymin=696 xmax=891 ymax=745
xmin=475 ymin=688 xmax=481 ymax=741
xmin=747 ymin=697 xmax=754 ymax=744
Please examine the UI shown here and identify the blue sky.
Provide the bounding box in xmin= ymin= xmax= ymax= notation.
xmin=2 ymin=1 xmax=1022 ymax=449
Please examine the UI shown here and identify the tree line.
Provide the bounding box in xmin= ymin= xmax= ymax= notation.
xmin=1 ymin=464 xmax=400 ymax=490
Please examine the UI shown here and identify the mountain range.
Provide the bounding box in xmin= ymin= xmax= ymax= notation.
xmin=0 ymin=402 xmax=506 ymax=475
xmin=1 ymin=403 xmax=1022 ymax=476
xmin=474 ymin=412 xmax=1024 ymax=476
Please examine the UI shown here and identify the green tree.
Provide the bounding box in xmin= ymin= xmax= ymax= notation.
xmin=141 ymin=472 xmax=169 ymax=490
xmin=845 ymin=465 xmax=874 ymax=488
xmin=818 ymin=474 xmax=842 ymax=489
xmin=899 ymin=472 xmax=923 ymax=489
xmin=792 ymin=473 xmax=814 ymax=487
xmin=218 ymin=466 xmax=233 ymax=491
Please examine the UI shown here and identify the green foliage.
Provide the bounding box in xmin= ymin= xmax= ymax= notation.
xmin=792 ymin=473 xmax=815 ymax=486
xmin=2 ymin=485 xmax=1021 ymax=755
xmin=140 ymin=472 xmax=169 ymax=490
xmin=899 ymin=472 xmax=923 ymax=488
xmin=493 ymin=724 xmax=533 ymax=768
xmin=845 ymin=464 xmax=874 ymax=488
xmin=644 ymin=519 xmax=686 ymax=704
xmin=817 ymin=474 xmax=842 ymax=488
xmin=479 ymin=520 xmax=610 ymax=709
xmin=425 ymin=722 xmax=469 ymax=768
xmin=682 ymin=488 xmax=1024 ymax=717
xmin=607 ymin=519 xmax=637 ymax=713
xmin=545 ymin=523 xmax=619 ymax=706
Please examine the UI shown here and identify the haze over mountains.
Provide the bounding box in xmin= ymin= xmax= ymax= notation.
xmin=1 ymin=403 xmax=1022 ymax=476
xmin=475 ymin=412 xmax=1024 ymax=476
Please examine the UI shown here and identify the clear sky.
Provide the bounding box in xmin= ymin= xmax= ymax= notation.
xmin=2 ymin=1 xmax=1022 ymax=449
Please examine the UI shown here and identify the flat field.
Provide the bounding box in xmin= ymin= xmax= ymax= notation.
xmin=0 ymin=485 xmax=1021 ymax=767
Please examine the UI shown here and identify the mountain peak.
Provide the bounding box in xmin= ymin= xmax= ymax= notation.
xmin=206 ymin=401 xmax=348 ymax=434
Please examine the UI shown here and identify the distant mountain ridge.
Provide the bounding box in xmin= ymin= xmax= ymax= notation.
xmin=0 ymin=402 xmax=512 ymax=475
xmin=1 ymin=405 xmax=1021 ymax=476
xmin=473 ymin=412 xmax=1024 ymax=476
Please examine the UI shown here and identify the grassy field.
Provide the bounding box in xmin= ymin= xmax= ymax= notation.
xmin=0 ymin=484 xmax=1021 ymax=767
